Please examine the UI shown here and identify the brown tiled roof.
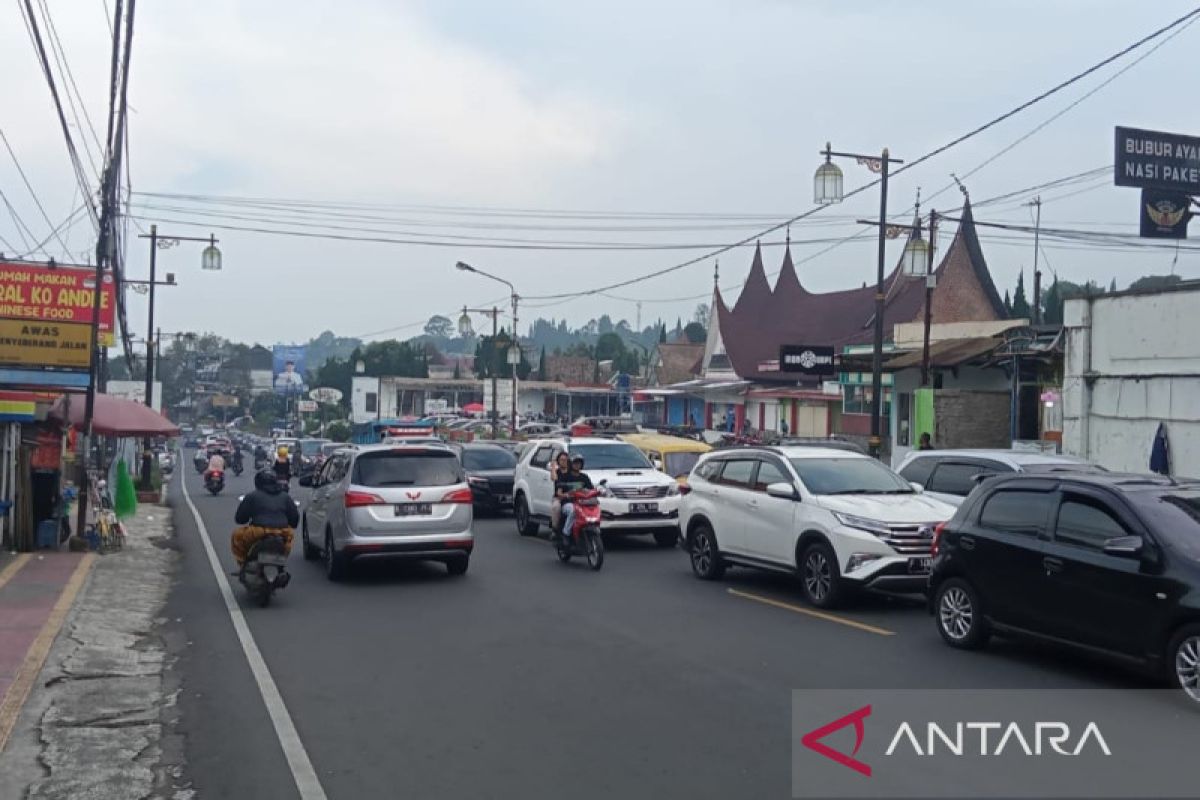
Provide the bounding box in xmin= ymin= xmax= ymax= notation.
xmin=651 ymin=342 xmax=704 ymax=386
xmin=713 ymin=201 xmax=1006 ymax=381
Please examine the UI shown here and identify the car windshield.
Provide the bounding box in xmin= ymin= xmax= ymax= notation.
xmin=299 ymin=440 xmax=328 ymax=456
xmin=787 ymin=457 xmax=914 ymax=495
xmin=462 ymin=448 xmax=517 ymax=471
xmin=1145 ymin=491 xmax=1200 ymax=559
xmin=1020 ymin=462 xmax=1108 ymax=474
xmin=321 ymin=444 xmax=344 ymax=456
xmin=353 ymin=451 xmax=463 ymax=488
xmin=664 ymin=452 xmax=702 ymax=477
xmin=570 ymin=443 xmax=652 ymax=470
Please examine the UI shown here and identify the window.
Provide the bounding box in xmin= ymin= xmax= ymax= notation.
xmin=979 ymin=490 xmax=1054 ymax=536
xmin=530 ymin=446 xmax=554 ymax=470
xmin=317 ymin=456 xmax=341 ymax=485
xmin=898 ymin=456 xmax=936 ymax=486
xmin=568 ymin=443 xmax=651 ymax=469
xmin=717 ymin=460 xmax=757 ymax=489
xmin=842 ymin=384 xmax=892 ymax=417
xmin=694 ymin=459 xmax=721 ymax=482
xmin=1055 ymin=496 xmax=1127 ymax=551
xmin=664 ymin=451 xmax=703 ymax=479
xmin=462 ymin=447 xmax=517 ymax=471
xmin=927 ymin=461 xmax=1002 ymax=496
xmin=787 ymin=457 xmax=912 ymax=495
xmin=365 ymin=392 xmax=378 ymax=413
xmin=352 ymin=451 xmax=463 ymax=488
xmin=754 ymin=460 xmax=790 ymax=492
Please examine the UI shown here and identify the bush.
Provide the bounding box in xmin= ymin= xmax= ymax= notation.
xmin=325 ymin=420 xmax=351 ymax=442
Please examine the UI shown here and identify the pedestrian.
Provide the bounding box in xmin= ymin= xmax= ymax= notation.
xmin=781 ymin=418 xmax=789 ymax=435
xmin=918 ymin=432 xmax=934 ymax=451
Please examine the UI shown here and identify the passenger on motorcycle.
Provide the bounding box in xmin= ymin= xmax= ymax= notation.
xmin=205 ymin=451 xmax=226 ymax=479
xmin=555 ymin=455 xmax=594 ymax=543
xmin=229 ymin=443 xmax=244 ymax=472
xmin=272 ymin=446 xmax=292 ymax=486
xmin=549 ymin=451 xmax=570 ymax=533
xmin=231 ymin=469 xmax=299 ymax=566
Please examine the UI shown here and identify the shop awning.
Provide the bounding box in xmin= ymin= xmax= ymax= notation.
xmin=49 ymin=393 xmax=180 ymax=437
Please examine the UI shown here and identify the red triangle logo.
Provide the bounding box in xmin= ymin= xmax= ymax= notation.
xmin=800 ymin=704 xmax=872 ymax=777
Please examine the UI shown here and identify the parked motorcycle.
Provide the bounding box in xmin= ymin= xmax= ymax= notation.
xmin=555 ymin=485 xmax=605 ymax=570
xmin=237 ymin=535 xmax=291 ymax=607
xmin=204 ymin=469 xmax=225 ymax=495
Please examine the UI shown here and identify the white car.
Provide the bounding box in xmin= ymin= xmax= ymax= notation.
xmin=680 ymin=446 xmax=955 ymax=607
xmin=894 ymin=449 xmax=1103 ymax=507
xmin=512 ymin=437 xmax=681 ymax=547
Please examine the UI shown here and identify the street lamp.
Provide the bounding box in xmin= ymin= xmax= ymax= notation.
xmin=459 ymin=305 xmax=502 ymax=438
xmin=816 ymin=142 xmax=903 ymax=459
xmin=201 ymin=235 xmax=222 ymax=271
xmin=455 ymin=261 xmax=520 ymax=437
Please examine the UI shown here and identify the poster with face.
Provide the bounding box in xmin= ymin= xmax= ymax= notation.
xmin=272 ymin=344 xmax=308 ymax=395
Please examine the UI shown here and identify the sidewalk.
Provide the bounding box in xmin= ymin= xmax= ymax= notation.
xmin=0 ymin=501 xmax=181 ymax=800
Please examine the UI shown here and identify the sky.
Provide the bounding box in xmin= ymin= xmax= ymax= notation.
xmin=3 ymin=0 xmax=1200 ymax=349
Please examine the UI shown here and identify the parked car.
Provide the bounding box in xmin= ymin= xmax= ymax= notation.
xmin=618 ymin=432 xmax=711 ymax=482
xmin=896 ymin=449 xmax=1104 ymax=507
xmin=299 ymin=443 xmax=474 ymax=580
xmin=929 ymin=472 xmax=1200 ymax=704
xmin=680 ymin=446 xmax=955 ymax=607
xmin=512 ymin=436 xmax=681 ymax=547
xmin=516 ymin=422 xmax=557 ymax=437
xmin=451 ymin=442 xmax=518 ymax=513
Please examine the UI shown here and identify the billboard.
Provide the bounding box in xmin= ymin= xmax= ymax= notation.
xmin=1114 ymin=126 xmax=1200 ymax=194
xmin=0 ymin=262 xmax=116 ymax=346
xmin=0 ymin=320 xmax=92 ymax=369
xmin=1140 ymin=188 xmax=1192 ymax=238
xmin=780 ymin=345 xmax=836 ymax=376
xmin=272 ymin=344 xmax=308 ymax=395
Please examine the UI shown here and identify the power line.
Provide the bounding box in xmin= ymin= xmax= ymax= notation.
xmin=34 ymin=0 xmax=105 ymax=179
xmin=0 ymin=128 xmax=75 ymax=255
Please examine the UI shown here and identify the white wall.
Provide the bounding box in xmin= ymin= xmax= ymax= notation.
xmin=106 ymin=380 xmax=163 ymax=411
xmin=1064 ymin=287 xmax=1200 ymax=475
xmin=350 ymin=375 xmax=379 ymax=424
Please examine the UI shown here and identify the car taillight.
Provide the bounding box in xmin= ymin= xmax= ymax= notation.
xmin=931 ymin=521 xmax=947 ymax=557
xmin=344 ymin=490 xmax=385 ymax=508
xmin=440 ymin=487 xmax=473 ymax=504
xmin=678 ymin=483 xmax=692 ymax=495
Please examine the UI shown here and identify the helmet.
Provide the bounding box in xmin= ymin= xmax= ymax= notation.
xmin=254 ymin=469 xmax=277 ymax=490
xmin=277 ymin=446 xmax=288 ymax=457
xmin=570 ymin=455 xmax=585 ymax=467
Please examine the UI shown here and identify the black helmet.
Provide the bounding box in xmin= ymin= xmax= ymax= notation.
xmin=570 ymin=455 xmax=585 ymax=467
xmin=255 ymin=469 xmax=277 ymax=490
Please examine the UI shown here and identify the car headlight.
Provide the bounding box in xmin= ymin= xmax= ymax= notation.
xmin=666 ymin=483 xmax=680 ymax=496
xmin=833 ymin=512 xmax=891 ymax=537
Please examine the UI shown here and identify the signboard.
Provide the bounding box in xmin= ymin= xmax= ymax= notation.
xmin=296 ymin=399 xmax=318 ymax=412
xmin=309 ymin=386 xmax=343 ymax=404
xmin=0 ymin=319 xmax=91 ymax=369
xmin=211 ymin=394 xmax=240 ymax=408
xmin=780 ymin=345 xmax=836 ymax=376
xmin=0 ymin=262 xmax=116 ymax=346
xmin=272 ymin=344 xmax=308 ymax=395
xmin=1114 ymin=126 xmax=1200 ymax=194
xmin=1140 ymin=188 xmax=1192 ymax=238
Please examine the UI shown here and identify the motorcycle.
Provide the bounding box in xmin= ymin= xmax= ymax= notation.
xmin=254 ymin=454 xmax=268 ymax=471
xmin=555 ymin=485 xmax=605 ymax=571
xmin=193 ymin=453 xmax=207 ymax=473
xmin=237 ymin=535 xmax=291 ymax=607
xmin=230 ymin=457 xmax=244 ymax=477
xmin=204 ymin=469 xmax=225 ymax=495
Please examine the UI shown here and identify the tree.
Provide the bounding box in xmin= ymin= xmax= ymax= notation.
xmin=1128 ymin=274 xmax=1183 ymax=292
xmin=424 ymin=315 xmax=454 ymax=338
xmin=693 ymin=303 xmax=710 ymax=326
xmin=536 ymin=347 xmax=547 ymax=381
xmin=658 ymin=324 xmax=667 ymax=344
xmin=1011 ymin=271 xmax=1030 ymax=319
xmin=1003 ymin=289 xmax=1011 ymax=315
xmin=452 ymin=361 xmax=461 ymax=380
xmin=325 ymin=420 xmax=351 ymax=442
xmin=1108 ymin=277 xmax=1118 ymax=293
xmin=683 ymin=321 xmax=706 ymax=344
xmin=594 ymin=332 xmax=627 ymax=363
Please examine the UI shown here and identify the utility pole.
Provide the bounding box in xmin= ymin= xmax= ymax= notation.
xmin=1029 ymin=196 xmax=1042 ymax=325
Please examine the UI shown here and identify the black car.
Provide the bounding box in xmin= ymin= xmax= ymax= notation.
xmin=929 ymin=472 xmax=1200 ymax=704
xmin=454 ymin=443 xmax=517 ymax=513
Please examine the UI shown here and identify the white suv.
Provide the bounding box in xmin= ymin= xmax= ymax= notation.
xmin=680 ymin=446 xmax=955 ymax=607
xmin=512 ymin=437 xmax=681 ymax=547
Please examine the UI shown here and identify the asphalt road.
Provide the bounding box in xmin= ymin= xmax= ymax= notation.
xmin=163 ymin=465 xmax=1172 ymax=800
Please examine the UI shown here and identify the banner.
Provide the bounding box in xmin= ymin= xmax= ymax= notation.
xmin=272 ymin=344 xmax=308 ymax=395
xmin=1114 ymin=126 xmax=1200 ymax=194
xmin=0 ymin=262 xmax=116 ymax=346
xmin=0 ymin=319 xmax=92 ymax=369
xmin=1140 ymin=188 xmax=1191 ymax=238
xmin=780 ymin=344 xmax=836 ymax=376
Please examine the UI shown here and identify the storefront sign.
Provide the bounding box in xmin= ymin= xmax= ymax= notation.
xmin=780 ymin=345 xmax=836 ymax=376
xmin=1114 ymin=126 xmax=1200 ymax=193
xmin=0 ymin=262 xmax=116 ymax=346
xmin=211 ymin=393 xmax=240 ymax=408
xmin=1140 ymin=188 xmax=1191 ymax=238
xmin=296 ymin=399 xmax=318 ymax=412
xmin=0 ymin=319 xmax=92 ymax=369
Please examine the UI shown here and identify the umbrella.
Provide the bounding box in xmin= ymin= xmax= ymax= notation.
xmin=1150 ymin=422 xmax=1171 ymax=475
xmin=49 ymin=393 xmax=181 ymax=437
xmin=463 ymin=402 xmax=485 ymax=414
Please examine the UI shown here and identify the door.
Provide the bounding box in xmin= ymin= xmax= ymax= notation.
xmin=795 ymin=404 xmax=823 ymax=437
xmin=709 ymin=459 xmax=759 ymax=555
xmin=962 ymin=485 xmax=1056 ymax=630
xmin=1040 ymin=489 xmax=1162 ymax=656
xmin=741 ymin=457 xmax=797 ymax=566
xmin=525 ymin=445 xmax=557 ymax=517
xmin=306 ymin=454 xmax=345 ymax=538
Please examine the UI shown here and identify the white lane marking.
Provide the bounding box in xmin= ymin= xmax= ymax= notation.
xmin=180 ymin=474 xmax=328 ymax=800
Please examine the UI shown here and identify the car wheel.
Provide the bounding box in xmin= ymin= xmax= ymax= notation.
xmin=301 ymin=517 xmax=319 ymax=561
xmin=653 ymin=528 xmax=678 ymax=548
xmin=324 ymin=529 xmax=348 ymax=582
xmin=446 ymin=555 xmax=469 ymax=576
xmin=688 ymin=523 xmax=725 ymax=580
xmin=515 ymin=495 xmax=539 ymax=537
xmin=1167 ymin=624 xmax=1200 ymax=704
xmin=934 ymin=578 xmax=990 ymax=649
xmin=799 ymin=541 xmax=845 ymax=609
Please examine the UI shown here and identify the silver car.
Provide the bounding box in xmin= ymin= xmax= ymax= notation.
xmin=299 ymin=443 xmax=474 ymax=581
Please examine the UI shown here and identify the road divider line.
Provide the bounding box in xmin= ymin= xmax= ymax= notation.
xmin=0 ymin=552 xmax=95 ymax=753
xmin=726 ymin=588 xmax=896 ymax=637
xmin=0 ymin=553 xmax=31 ymax=592
xmin=180 ymin=473 xmax=328 ymax=800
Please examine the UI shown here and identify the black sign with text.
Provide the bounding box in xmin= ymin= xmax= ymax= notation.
xmin=1140 ymin=188 xmax=1192 ymax=239
xmin=1115 ymin=126 xmax=1200 ymax=193
xmin=780 ymin=345 xmax=835 ymax=375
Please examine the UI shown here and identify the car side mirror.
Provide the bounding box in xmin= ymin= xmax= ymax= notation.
xmin=909 ymin=482 xmax=924 ymax=494
xmin=298 ymin=474 xmax=314 ymax=488
xmin=765 ymin=482 xmax=799 ymax=501
xmin=1102 ymin=535 xmax=1143 ymax=558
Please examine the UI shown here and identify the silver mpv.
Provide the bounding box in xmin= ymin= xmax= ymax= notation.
xmin=300 ymin=444 xmax=474 ymax=581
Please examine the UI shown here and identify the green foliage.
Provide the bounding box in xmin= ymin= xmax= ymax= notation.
xmin=424 ymin=315 xmax=454 ymax=338
xmin=1128 ymin=274 xmax=1182 ymax=292
xmin=325 ymin=420 xmax=351 ymax=442
xmin=536 ymin=347 xmax=547 ymax=381
xmin=1010 ymin=271 xmax=1030 ymax=319
xmin=683 ymin=321 xmax=707 ymax=344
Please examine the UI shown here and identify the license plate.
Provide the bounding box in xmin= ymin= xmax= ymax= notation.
xmin=908 ymin=557 xmax=932 ymax=574
xmin=395 ymin=503 xmax=433 ymax=516
xmin=257 ymin=554 xmax=287 ymax=566
xmin=629 ymin=502 xmax=659 ymax=514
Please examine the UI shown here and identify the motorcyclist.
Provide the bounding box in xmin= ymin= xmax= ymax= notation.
xmin=205 ymin=450 xmax=226 ymax=480
xmin=229 ymin=442 xmax=244 ymax=472
xmin=253 ymin=443 xmax=269 ymax=468
xmin=555 ymin=455 xmax=594 ymax=544
xmin=272 ymin=446 xmax=292 ymax=487
xmin=231 ymin=469 xmax=299 ymax=566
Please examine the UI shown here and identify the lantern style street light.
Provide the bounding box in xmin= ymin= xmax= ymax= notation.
xmin=455 ymin=262 xmax=521 ymax=436
xmin=813 ymin=145 xmax=844 ymax=205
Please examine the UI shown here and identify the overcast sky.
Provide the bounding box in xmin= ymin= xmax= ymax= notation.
xmin=3 ymin=0 xmax=1199 ymax=347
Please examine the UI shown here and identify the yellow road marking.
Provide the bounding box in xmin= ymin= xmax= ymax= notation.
xmin=726 ymin=588 xmax=896 ymax=637
xmin=0 ymin=553 xmax=97 ymax=754
xmin=0 ymin=554 xmax=31 ymax=592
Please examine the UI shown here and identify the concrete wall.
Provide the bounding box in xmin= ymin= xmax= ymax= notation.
xmin=933 ymin=389 xmax=1011 ymax=450
xmin=1064 ymin=287 xmax=1200 ymax=475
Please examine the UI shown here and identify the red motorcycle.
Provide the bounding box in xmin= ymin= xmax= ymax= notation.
xmin=556 ymin=487 xmax=604 ymax=570
xmin=204 ymin=468 xmax=226 ymax=496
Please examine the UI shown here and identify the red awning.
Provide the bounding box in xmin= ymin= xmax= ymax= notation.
xmin=49 ymin=393 xmax=181 ymax=437
xmin=462 ymin=402 xmax=485 ymax=413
